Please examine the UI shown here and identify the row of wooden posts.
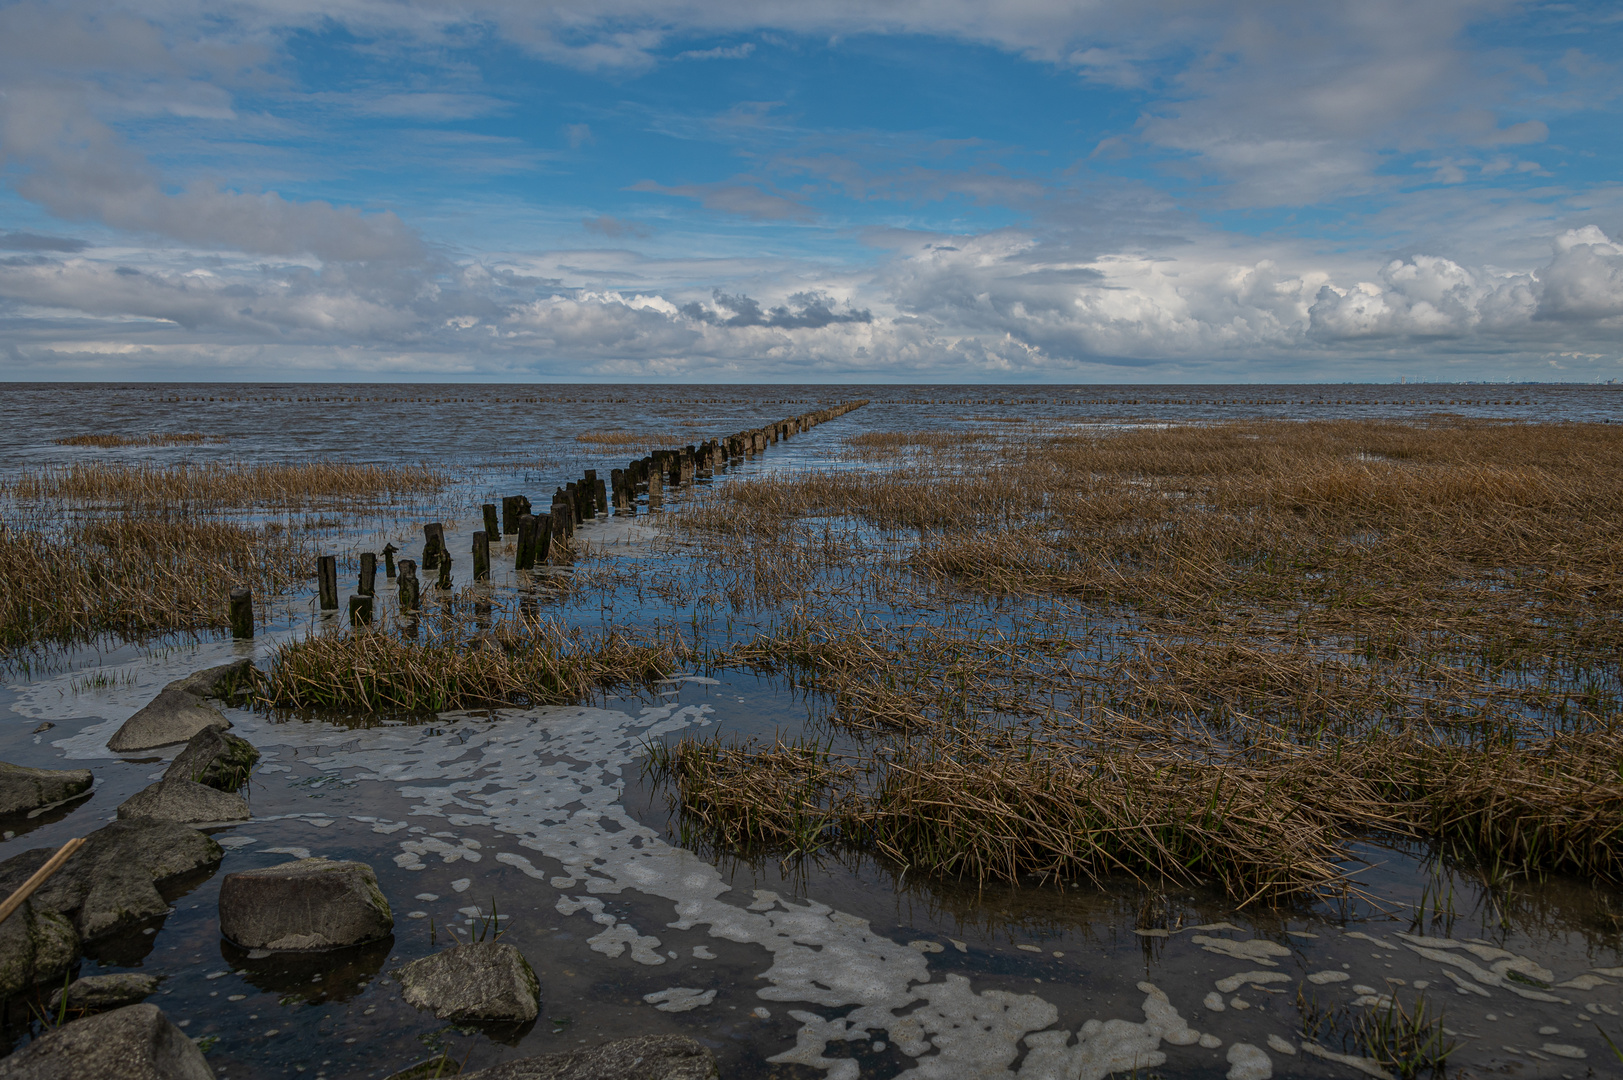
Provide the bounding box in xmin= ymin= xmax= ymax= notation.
xmin=228 ymin=401 xmax=868 ymax=637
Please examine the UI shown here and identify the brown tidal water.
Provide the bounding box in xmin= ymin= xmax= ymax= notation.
xmin=2 ymin=383 xmax=1622 ymax=1080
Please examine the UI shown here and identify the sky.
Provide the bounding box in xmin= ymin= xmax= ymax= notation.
xmin=0 ymin=1 xmax=1620 ymax=384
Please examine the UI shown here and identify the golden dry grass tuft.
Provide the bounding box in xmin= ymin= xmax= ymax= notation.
xmin=5 ymin=460 xmax=450 ymax=508
xmin=252 ymin=621 xmax=686 ymax=713
xmin=0 ymin=516 xmax=310 ymax=650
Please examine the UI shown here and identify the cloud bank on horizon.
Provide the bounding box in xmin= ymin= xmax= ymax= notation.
xmin=0 ymin=0 xmax=1620 ymax=382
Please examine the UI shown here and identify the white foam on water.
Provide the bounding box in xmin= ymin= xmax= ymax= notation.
xmin=223 ymin=700 xmax=1234 ymax=1077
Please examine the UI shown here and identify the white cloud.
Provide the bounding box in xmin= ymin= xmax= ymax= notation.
xmin=4 ymin=225 xmax=1621 ymax=380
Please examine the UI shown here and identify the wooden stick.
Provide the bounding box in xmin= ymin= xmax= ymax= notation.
xmin=0 ymin=837 xmax=85 ymax=928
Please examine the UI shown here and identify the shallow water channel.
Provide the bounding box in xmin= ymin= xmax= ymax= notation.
xmin=3 ymin=384 xmax=1622 ymax=1079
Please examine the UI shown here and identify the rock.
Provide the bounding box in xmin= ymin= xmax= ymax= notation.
xmin=0 ymin=819 xmax=222 ymax=941
xmin=219 ymin=858 xmax=392 ymax=951
xmin=162 ymin=728 xmax=258 ymax=791
xmin=458 ymin=1036 xmax=719 ymax=1080
xmin=0 ymin=899 xmax=79 ymax=1000
xmin=106 ymin=660 xmax=253 ymax=753
xmin=0 ymin=1003 xmax=214 ymax=1079
xmin=0 ymin=763 xmax=93 ymax=816
xmin=107 ymin=690 xmax=230 ymax=754
xmin=167 ymin=659 xmax=252 ymax=700
xmin=49 ymin=972 xmax=161 ymax=1013
xmin=397 ymin=941 xmax=540 ymax=1022
xmin=117 ymin=780 xmax=249 ymax=825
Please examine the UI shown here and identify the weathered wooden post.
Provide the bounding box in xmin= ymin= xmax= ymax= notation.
xmin=501 ymin=496 xmax=519 ymax=535
xmin=482 ymin=504 xmax=499 ymax=540
xmin=349 ymin=595 xmax=373 ymax=627
xmin=422 ymin=523 xmax=446 ymax=570
xmin=648 ymin=464 xmax=663 ymax=509
xmin=553 ymin=499 xmax=574 ymax=538
xmin=397 ymin=559 xmax=420 ymax=612
xmin=595 ymin=477 xmax=607 ymax=514
xmin=472 ymin=531 xmax=490 ymax=581
xmin=383 ymin=543 xmax=398 ymax=579
xmin=611 ymin=468 xmax=626 ymax=510
xmin=317 ymin=555 xmax=338 ymax=611
xmin=229 ymin=587 xmax=253 ymax=639
xmin=535 ymin=513 xmax=552 ymax=562
xmin=437 ymin=554 xmax=452 ymax=591
xmin=516 ymin=514 xmax=535 ymax=571
xmin=359 ymin=552 xmax=376 ymax=597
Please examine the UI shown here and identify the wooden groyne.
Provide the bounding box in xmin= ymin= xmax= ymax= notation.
xmin=304 ymin=400 xmax=868 ymax=625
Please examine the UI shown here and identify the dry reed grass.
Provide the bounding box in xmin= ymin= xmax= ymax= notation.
xmin=649 ymin=419 xmax=1623 ymax=900
xmin=6 ymin=460 xmax=450 ymax=507
xmin=253 ymin=622 xmax=687 ymax=713
xmin=0 ymin=516 xmax=309 ymax=650
xmin=54 ymin=433 xmax=214 ymax=447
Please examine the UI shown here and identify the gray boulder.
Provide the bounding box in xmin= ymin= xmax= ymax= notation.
xmin=50 ymin=972 xmax=160 ymax=1013
xmin=107 ymin=690 xmax=230 ymax=754
xmin=168 ymin=660 xmax=252 ymax=700
xmin=0 ymin=899 xmax=78 ymax=1000
xmin=397 ymin=941 xmax=540 ymax=1022
xmin=0 ymin=819 xmax=222 ymax=942
xmin=106 ymin=660 xmax=252 ymax=754
xmin=162 ymin=729 xmax=258 ymax=792
xmin=117 ymin=780 xmax=249 ymax=825
xmin=0 ymin=764 xmax=93 ymax=817
xmin=458 ymin=1036 xmax=719 ymax=1080
xmin=218 ymin=858 xmax=392 ymax=951
xmin=0 ymin=1003 xmax=214 ymax=1080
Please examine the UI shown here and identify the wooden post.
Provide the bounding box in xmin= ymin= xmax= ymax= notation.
xmin=472 ymin=531 xmax=490 ymax=581
xmin=349 ymin=595 xmax=373 ymax=627
xmin=422 ymin=523 xmax=445 ymax=571
xmin=359 ymin=552 xmax=376 ymax=597
xmin=383 ymin=543 xmax=398 ymax=579
xmin=317 ymin=555 xmax=338 ymax=610
xmin=648 ymin=465 xmax=663 ymax=509
xmin=516 ymin=514 xmax=535 ymax=570
xmin=397 ymin=560 xmax=419 ymax=611
xmin=0 ymin=837 xmax=84 ymax=929
xmin=611 ymin=468 xmax=626 ymax=510
xmin=482 ymin=504 xmax=499 ymax=540
xmin=501 ymin=496 xmax=519 ymax=535
xmin=595 ymin=477 xmax=607 ymax=515
xmin=535 ymin=513 xmax=552 ymax=563
xmin=229 ymin=587 xmax=253 ymax=639
xmin=437 ymin=554 xmax=452 ymax=591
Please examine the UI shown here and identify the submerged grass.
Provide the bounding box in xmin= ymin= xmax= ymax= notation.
xmin=642 ymin=418 xmax=1623 ymax=903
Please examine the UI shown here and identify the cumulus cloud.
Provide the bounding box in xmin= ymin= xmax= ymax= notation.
xmin=4 ymin=224 xmax=1620 ymax=381
xmin=1536 ymin=226 xmax=1623 ymax=321
xmin=679 ymin=289 xmax=872 ymax=329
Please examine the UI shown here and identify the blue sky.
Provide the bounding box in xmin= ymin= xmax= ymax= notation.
xmin=1 ymin=1 xmax=1620 ymax=382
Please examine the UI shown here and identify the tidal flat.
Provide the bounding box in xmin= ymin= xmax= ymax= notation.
xmin=1 ymin=383 xmax=1621 ymax=1079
